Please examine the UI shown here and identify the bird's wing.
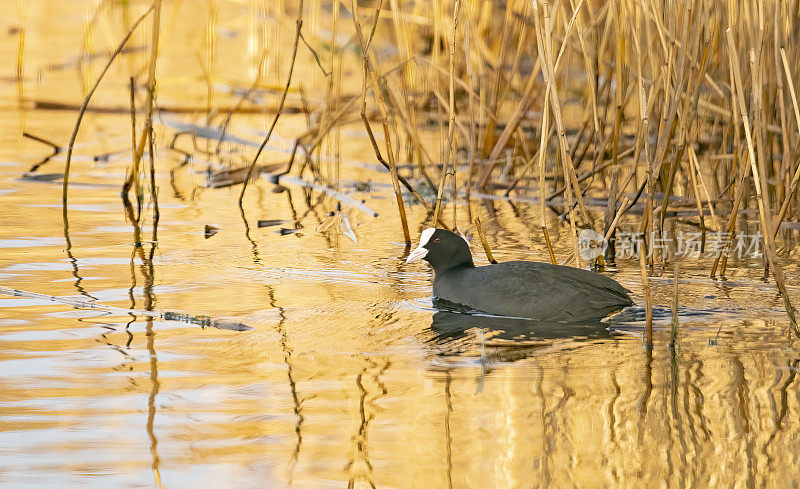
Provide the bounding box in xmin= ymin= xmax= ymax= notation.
xmin=456 ymin=262 xmax=631 ymax=319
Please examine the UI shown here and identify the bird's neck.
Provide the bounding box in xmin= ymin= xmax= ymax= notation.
xmin=432 ymin=259 xmax=475 ymax=275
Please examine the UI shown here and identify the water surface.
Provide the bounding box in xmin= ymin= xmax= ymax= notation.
xmin=2 ymin=2 xmax=800 ymax=488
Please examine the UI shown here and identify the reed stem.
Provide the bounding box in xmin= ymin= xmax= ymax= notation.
xmin=62 ymin=5 xmax=154 ymax=207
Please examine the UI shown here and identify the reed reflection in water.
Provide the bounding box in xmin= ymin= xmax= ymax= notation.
xmin=2 ymin=0 xmax=800 ymax=486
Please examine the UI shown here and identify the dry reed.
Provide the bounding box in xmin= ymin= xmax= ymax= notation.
xmin=47 ymin=0 xmax=800 ymax=338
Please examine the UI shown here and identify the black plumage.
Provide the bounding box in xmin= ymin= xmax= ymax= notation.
xmin=406 ymin=228 xmax=633 ymax=321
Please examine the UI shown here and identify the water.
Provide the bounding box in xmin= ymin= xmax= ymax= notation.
xmin=2 ymin=2 xmax=800 ymax=488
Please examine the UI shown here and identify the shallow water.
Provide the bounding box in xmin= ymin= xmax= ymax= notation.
xmin=3 ymin=2 xmax=800 ymax=488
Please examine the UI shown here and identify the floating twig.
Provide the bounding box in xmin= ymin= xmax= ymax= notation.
xmin=0 ymin=286 xmax=250 ymax=331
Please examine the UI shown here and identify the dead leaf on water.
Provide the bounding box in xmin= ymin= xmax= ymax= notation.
xmin=21 ymin=172 xmax=62 ymax=182
xmin=257 ymin=219 xmax=286 ymax=228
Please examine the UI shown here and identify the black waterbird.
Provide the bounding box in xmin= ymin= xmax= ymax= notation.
xmin=406 ymin=228 xmax=633 ymax=322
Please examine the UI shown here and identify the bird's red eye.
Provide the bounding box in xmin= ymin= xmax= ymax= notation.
xmin=433 ymin=237 xmax=440 ymax=243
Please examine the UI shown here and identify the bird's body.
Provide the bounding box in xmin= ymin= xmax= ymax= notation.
xmin=433 ymin=260 xmax=632 ymax=321
xmin=407 ymin=228 xmax=633 ymax=322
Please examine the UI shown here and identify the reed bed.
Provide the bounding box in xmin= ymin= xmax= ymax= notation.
xmin=40 ymin=0 xmax=800 ymax=338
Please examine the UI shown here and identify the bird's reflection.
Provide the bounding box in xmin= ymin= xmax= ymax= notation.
xmin=427 ymin=298 xmax=614 ymax=344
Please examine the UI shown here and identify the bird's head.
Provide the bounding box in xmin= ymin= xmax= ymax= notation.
xmin=406 ymin=228 xmax=474 ymax=272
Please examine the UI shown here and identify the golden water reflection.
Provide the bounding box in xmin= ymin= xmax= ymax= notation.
xmin=2 ymin=301 xmax=799 ymax=488
xmin=1 ymin=1 xmax=800 ymax=487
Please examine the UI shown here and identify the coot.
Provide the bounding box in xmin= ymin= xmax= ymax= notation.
xmin=406 ymin=228 xmax=633 ymax=321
